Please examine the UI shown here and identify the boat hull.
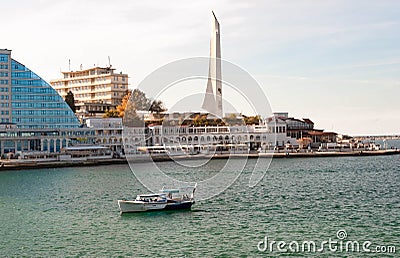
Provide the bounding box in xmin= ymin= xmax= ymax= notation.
xmin=118 ymin=200 xmax=194 ymax=213
xmin=117 ymin=200 xmax=168 ymax=213
xmin=164 ymin=200 xmax=194 ymax=210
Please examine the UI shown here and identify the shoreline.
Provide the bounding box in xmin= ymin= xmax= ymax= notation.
xmin=1 ymin=149 xmax=399 ymax=171
xmin=0 ymin=159 xmax=128 ymax=171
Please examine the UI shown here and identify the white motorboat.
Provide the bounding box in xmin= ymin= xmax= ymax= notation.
xmin=117 ymin=185 xmax=196 ymax=213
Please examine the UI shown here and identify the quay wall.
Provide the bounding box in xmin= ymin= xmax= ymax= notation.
xmin=1 ymin=149 xmax=399 ymax=171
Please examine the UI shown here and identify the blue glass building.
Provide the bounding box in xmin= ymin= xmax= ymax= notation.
xmin=0 ymin=49 xmax=80 ymax=129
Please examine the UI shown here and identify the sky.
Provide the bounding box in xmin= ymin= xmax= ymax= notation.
xmin=2 ymin=0 xmax=399 ymax=135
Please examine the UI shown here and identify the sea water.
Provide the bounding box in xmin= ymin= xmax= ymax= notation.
xmin=0 ymin=145 xmax=399 ymax=256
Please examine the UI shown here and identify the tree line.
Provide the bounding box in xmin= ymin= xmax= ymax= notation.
xmin=64 ymin=89 xmax=261 ymax=125
xmin=104 ymin=89 xmax=167 ymax=118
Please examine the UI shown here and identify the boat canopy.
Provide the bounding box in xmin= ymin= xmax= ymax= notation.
xmin=160 ymin=189 xmax=180 ymax=194
xmin=137 ymin=193 xmax=166 ymax=198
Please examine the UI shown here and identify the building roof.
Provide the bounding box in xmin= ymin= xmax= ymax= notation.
xmin=307 ymin=131 xmax=337 ymax=136
xmin=302 ymin=118 xmax=314 ymax=125
xmin=61 ymin=66 xmax=116 ymax=75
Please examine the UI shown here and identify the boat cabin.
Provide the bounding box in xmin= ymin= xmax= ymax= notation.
xmin=135 ymin=194 xmax=167 ymax=203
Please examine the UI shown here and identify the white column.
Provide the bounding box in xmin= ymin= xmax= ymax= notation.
xmin=53 ymin=139 xmax=57 ymax=153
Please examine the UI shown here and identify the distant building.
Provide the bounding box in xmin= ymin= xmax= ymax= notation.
xmin=272 ymin=112 xmax=289 ymax=119
xmin=272 ymin=112 xmax=314 ymax=139
xmin=308 ymin=131 xmax=337 ymax=145
xmin=124 ymin=123 xmax=297 ymax=155
xmin=285 ymin=117 xmax=314 ymax=139
xmin=0 ymin=49 xmax=80 ymax=129
xmin=50 ymin=66 xmax=128 ymax=117
xmin=84 ymin=117 xmax=123 ymax=153
xmin=0 ymin=49 xmax=90 ymax=155
xmin=270 ymin=112 xmax=338 ymax=146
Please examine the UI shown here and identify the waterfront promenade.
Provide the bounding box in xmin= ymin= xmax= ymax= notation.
xmin=1 ymin=149 xmax=399 ymax=171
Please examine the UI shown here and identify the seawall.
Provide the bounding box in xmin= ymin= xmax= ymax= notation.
xmin=1 ymin=149 xmax=399 ymax=171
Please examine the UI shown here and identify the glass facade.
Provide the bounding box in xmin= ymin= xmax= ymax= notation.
xmin=0 ymin=52 xmax=11 ymax=123
xmin=0 ymin=54 xmax=8 ymax=62
xmin=9 ymin=58 xmax=81 ymax=129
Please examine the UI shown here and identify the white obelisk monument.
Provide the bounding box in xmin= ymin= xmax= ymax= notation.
xmin=202 ymin=11 xmax=223 ymax=117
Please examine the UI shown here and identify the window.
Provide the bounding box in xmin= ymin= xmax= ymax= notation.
xmin=0 ymin=54 xmax=8 ymax=62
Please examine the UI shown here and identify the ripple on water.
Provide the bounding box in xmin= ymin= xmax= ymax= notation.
xmin=0 ymin=156 xmax=399 ymax=256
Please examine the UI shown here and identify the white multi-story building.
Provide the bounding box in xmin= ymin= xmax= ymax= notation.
xmin=50 ymin=66 xmax=128 ymax=117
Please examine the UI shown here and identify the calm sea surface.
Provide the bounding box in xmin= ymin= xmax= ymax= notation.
xmin=1 ymin=142 xmax=399 ymax=256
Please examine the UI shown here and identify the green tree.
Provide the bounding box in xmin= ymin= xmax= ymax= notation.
xmin=130 ymin=89 xmax=152 ymax=111
xmin=111 ymin=89 xmax=167 ymax=125
xmin=65 ymin=90 xmax=76 ymax=113
xmin=149 ymin=100 xmax=167 ymax=114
